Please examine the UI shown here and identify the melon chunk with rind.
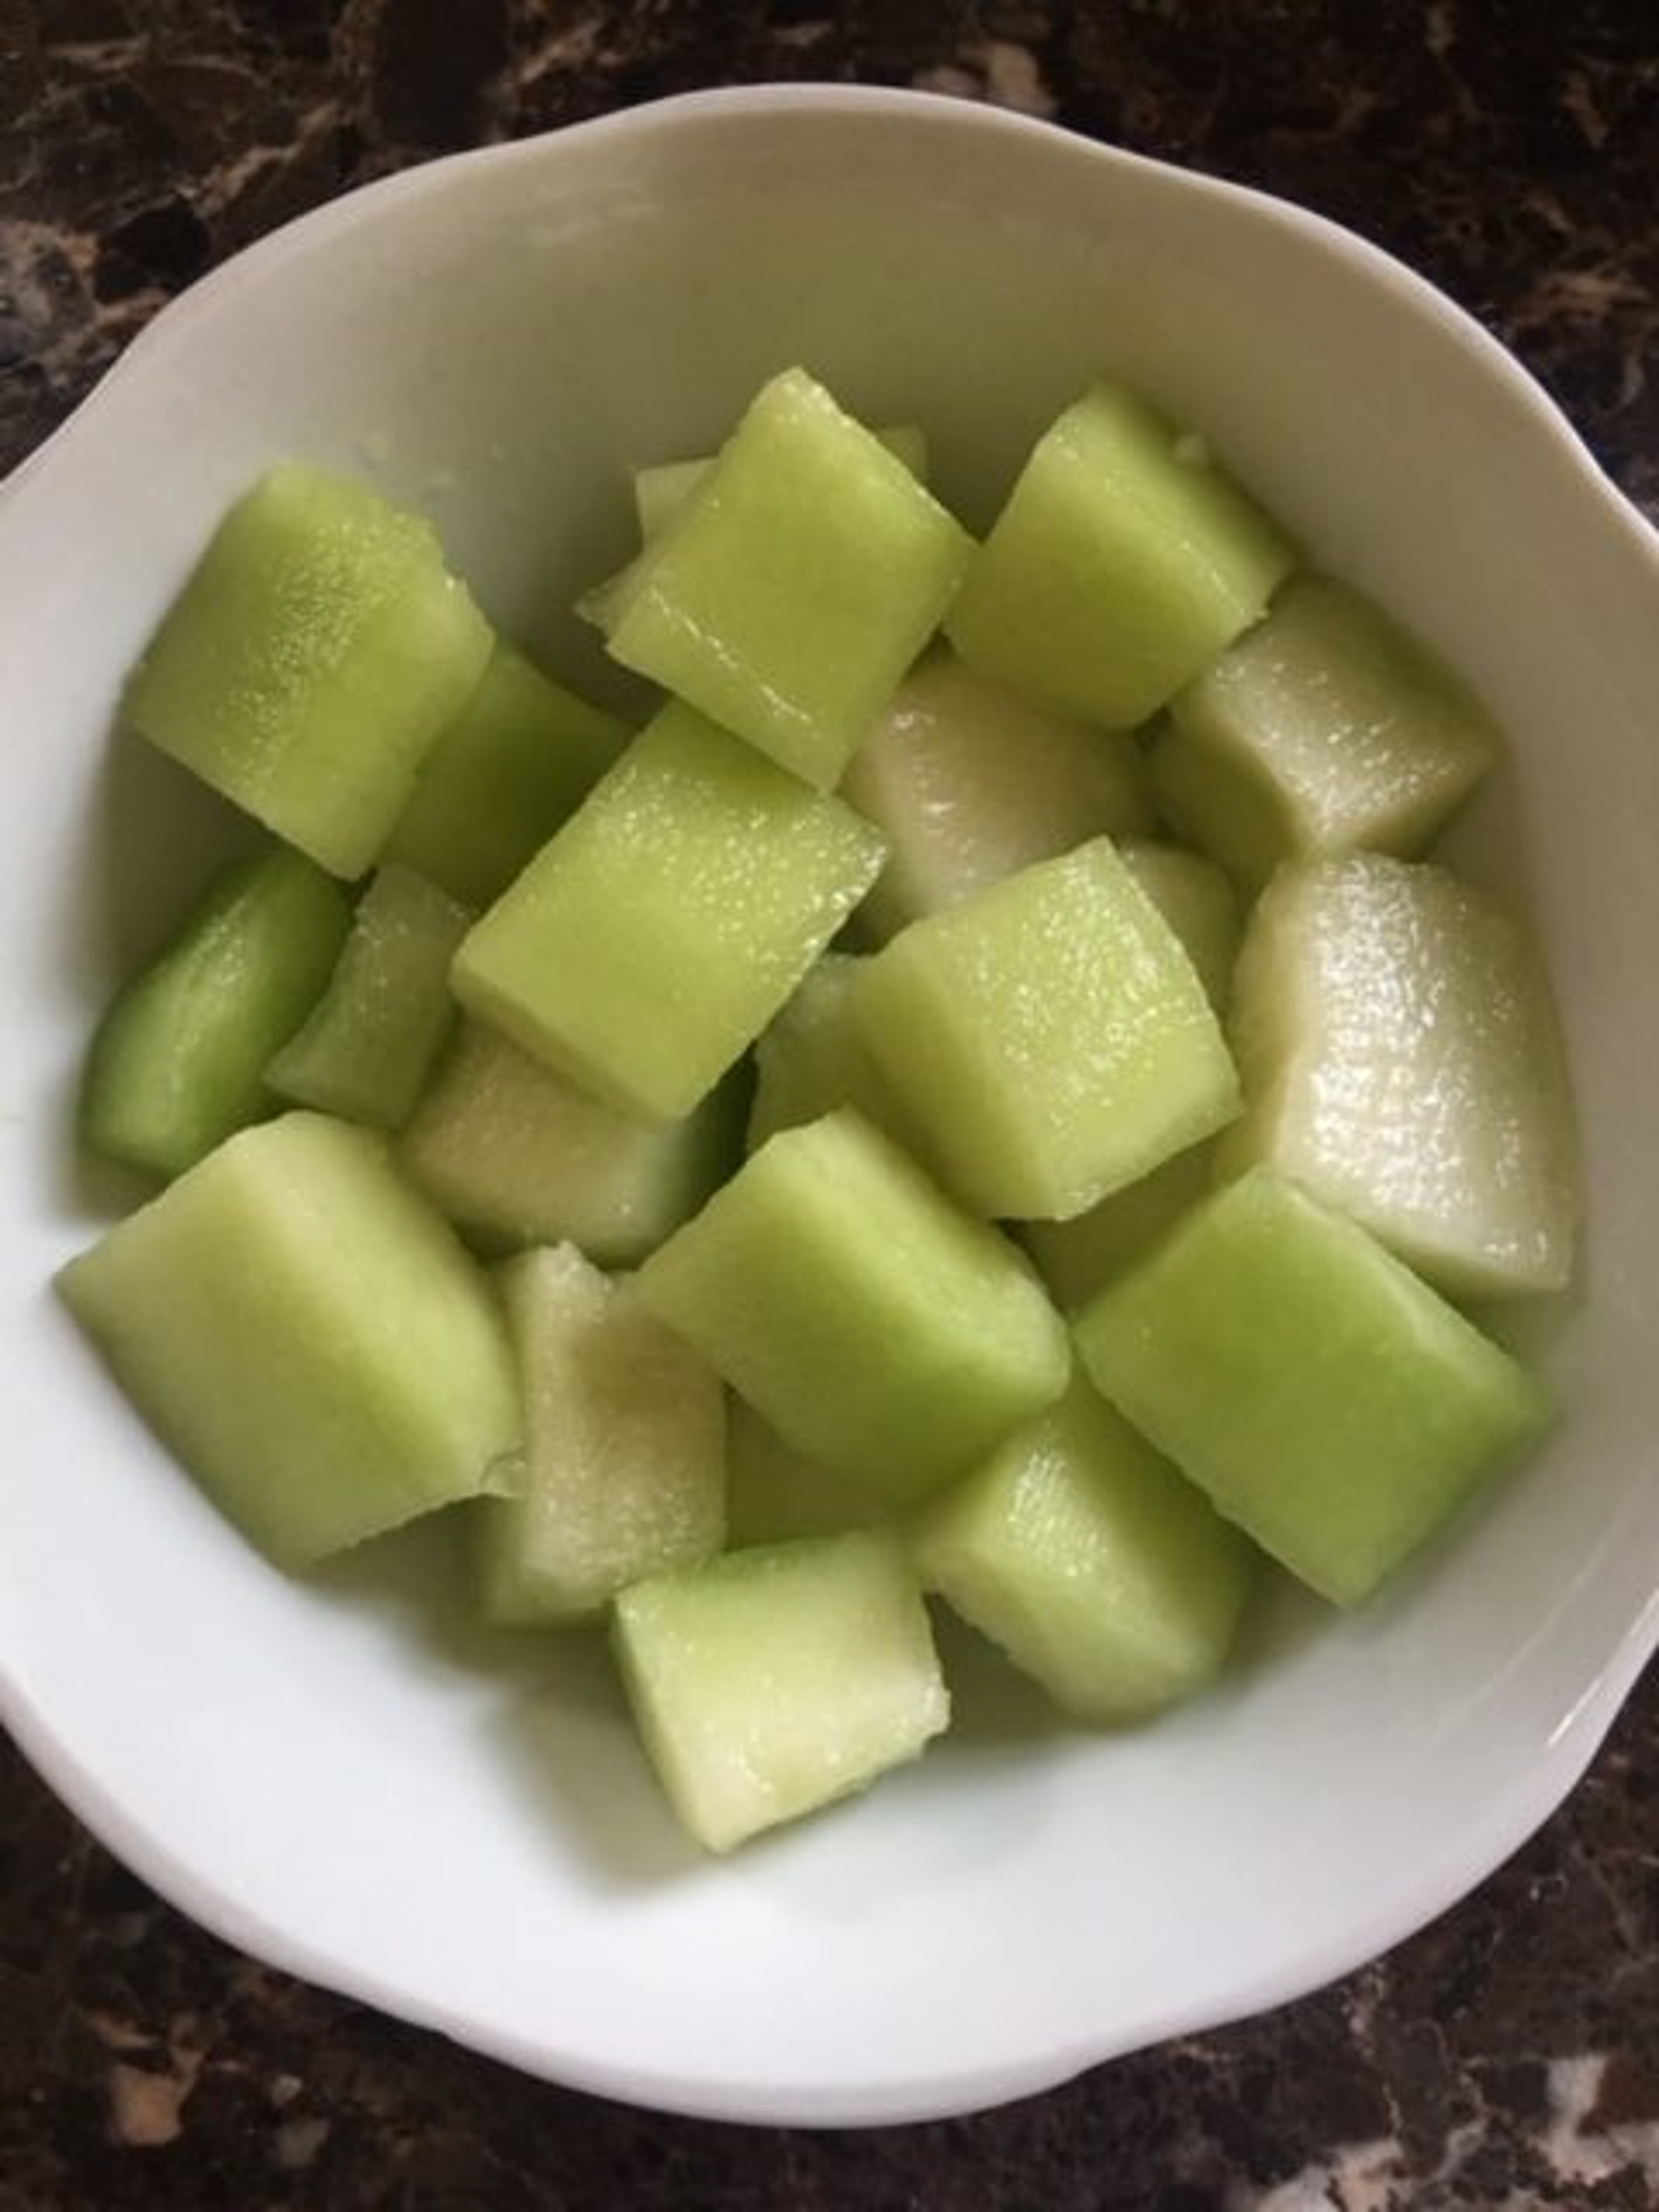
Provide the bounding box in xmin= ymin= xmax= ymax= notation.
xmin=399 ymin=1020 xmax=744 ymax=1266
xmin=635 ymin=1107 xmax=1070 ymax=1508
xmin=634 ymin=422 xmax=928 ymax=542
xmin=913 ymin=1376 xmax=1254 ymax=1722
xmin=725 ymin=1399 xmax=890 ymax=1548
xmin=266 ymin=864 xmax=472 ymax=1130
xmin=82 ymin=845 xmax=352 ymax=1180
xmin=124 ymin=463 xmax=494 ymax=878
xmin=852 ymin=838 xmax=1240 ymax=1222
xmin=944 ymin=381 xmax=1294 ymax=729
xmin=451 ymin=701 xmax=887 ymax=1122
xmin=612 ymin=1531 xmax=949 ymax=1852
xmin=842 ymin=646 xmax=1154 ymax=945
xmin=1219 ymin=854 xmax=1580 ymax=1299
xmin=56 ymin=1112 xmax=522 ymax=1569
xmin=1020 ymin=1142 xmax=1214 ymax=1313
xmin=1116 ymin=842 xmax=1243 ymax=1011
xmin=1154 ymin=575 xmax=1500 ymax=884
xmin=1073 ymin=1167 xmax=1551 ymax=1607
xmin=478 ymin=1246 xmax=725 ymax=1624
xmin=385 ymin=642 xmax=629 ymax=908
xmin=588 ymin=368 xmax=972 ymax=790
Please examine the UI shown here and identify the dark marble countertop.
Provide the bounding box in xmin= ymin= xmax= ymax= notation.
xmin=4 ymin=5 xmax=1658 ymax=2206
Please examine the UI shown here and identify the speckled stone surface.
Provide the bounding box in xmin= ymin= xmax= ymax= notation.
xmin=3 ymin=5 xmax=1658 ymax=2206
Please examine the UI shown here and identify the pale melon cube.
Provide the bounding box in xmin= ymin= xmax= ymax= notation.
xmin=1020 ymin=1142 xmax=1214 ymax=1312
xmin=612 ymin=1531 xmax=948 ymax=1851
xmin=853 ymin=839 xmax=1239 ymax=1220
xmin=913 ymin=1376 xmax=1253 ymax=1721
xmin=1154 ymin=576 xmax=1500 ymax=883
xmin=635 ymin=1108 xmax=1070 ymax=1508
xmin=452 ymin=702 xmax=886 ymax=1121
xmin=399 ymin=1020 xmax=742 ymax=1267
xmin=635 ymin=423 xmax=928 ymax=541
xmin=57 ymin=1112 xmax=521 ymax=1568
xmin=1074 ymin=1168 xmax=1551 ymax=1605
xmin=479 ymin=1246 xmax=725 ymax=1624
xmin=1220 ymin=854 xmax=1580 ymax=1299
xmin=587 ymin=368 xmax=972 ymax=789
xmin=1116 ymin=842 xmax=1243 ymax=1011
xmin=842 ymin=647 xmax=1154 ymax=944
xmin=725 ymin=1399 xmax=889 ymax=1548
xmin=945 ymin=381 xmax=1294 ymax=728
xmin=745 ymin=953 xmax=928 ymax=1162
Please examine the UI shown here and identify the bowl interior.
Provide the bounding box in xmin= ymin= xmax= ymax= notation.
xmin=3 ymin=89 xmax=1659 ymax=2126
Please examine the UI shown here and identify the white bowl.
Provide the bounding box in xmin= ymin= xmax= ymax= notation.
xmin=3 ymin=86 xmax=1657 ymax=2129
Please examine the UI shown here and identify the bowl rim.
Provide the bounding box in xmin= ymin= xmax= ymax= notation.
xmin=5 ymin=81 xmax=1659 ymax=2127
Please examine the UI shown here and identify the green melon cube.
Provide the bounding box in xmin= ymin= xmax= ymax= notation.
xmin=1116 ymin=842 xmax=1242 ymax=1011
xmin=634 ymin=422 xmax=928 ymax=542
xmin=385 ymin=642 xmax=629 ymax=908
xmin=1220 ymin=855 xmax=1580 ymax=1299
xmin=452 ymin=702 xmax=887 ymax=1121
xmin=82 ymin=846 xmax=352 ymax=1180
xmin=745 ymin=953 xmax=928 ymax=1162
xmin=266 ymin=864 xmax=472 ymax=1130
xmin=125 ymin=464 xmax=494 ymax=878
xmin=587 ymin=368 xmax=972 ymax=789
xmin=478 ymin=1245 xmax=725 ymax=1624
xmin=612 ymin=1531 xmax=949 ymax=1852
xmin=399 ymin=1020 xmax=743 ymax=1266
xmin=913 ymin=1376 xmax=1253 ymax=1721
xmin=635 ymin=1108 xmax=1070 ymax=1507
xmin=725 ymin=1398 xmax=890 ymax=1548
xmin=1019 ymin=1142 xmax=1214 ymax=1313
xmin=945 ymin=381 xmax=1294 ymax=728
xmin=853 ymin=839 xmax=1239 ymax=1220
xmin=57 ymin=1112 xmax=522 ymax=1568
xmin=842 ymin=647 xmax=1154 ymax=944
xmin=1073 ymin=1168 xmax=1551 ymax=1605
xmin=1153 ymin=576 xmax=1500 ymax=884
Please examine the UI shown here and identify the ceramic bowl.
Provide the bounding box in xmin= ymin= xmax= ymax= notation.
xmin=3 ymin=86 xmax=1657 ymax=2127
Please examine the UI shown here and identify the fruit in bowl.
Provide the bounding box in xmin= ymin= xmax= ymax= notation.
xmin=2 ymin=86 xmax=1656 ymax=2128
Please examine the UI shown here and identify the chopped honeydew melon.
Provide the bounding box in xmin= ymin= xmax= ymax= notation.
xmin=634 ymin=422 xmax=928 ymax=541
xmin=913 ymin=1376 xmax=1254 ymax=1721
xmin=266 ymin=864 xmax=471 ymax=1130
xmin=842 ymin=647 xmax=1154 ymax=944
xmin=124 ymin=464 xmax=493 ymax=878
xmin=1019 ymin=1142 xmax=1215 ymax=1313
xmin=725 ymin=1398 xmax=890 ymax=1548
xmin=83 ymin=846 xmax=352 ymax=1180
xmin=586 ymin=368 xmax=972 ymax=789
xmin=1220 ymin=854 xmax=1580 ymax=1299
xmin=1153 ymin=576 xmax=1500 ymax=884
xmin=1115 ymin=842 xmax=1243 ymax=1011
xmin=945 ymin=381 xmax=1294 ymax=729
xmin=400 ymin=1020 xmax=743 ymax=1267
xmin=57 ymin=1112 xmax=522 ymax=1568
xmin=612 ymin=1530 xmax=949 ymax=1852
xmin=635 ymin=1107 xmax=1070 ymax=1508
xmin=385 ymin=642 xmax=629 ymax=908
xmin=853 ymin=839 xmax=1239 ymax=1221
xmin=452 ymin=702 xmax=886 ymax=1122
xmin=745 ymin=953 xmax=928 ymax=1161
xmin=478 ymin=1246 xmax=725 ymax=1624
xmin=1074 ymin=1168 xmax=1551 ymax=1606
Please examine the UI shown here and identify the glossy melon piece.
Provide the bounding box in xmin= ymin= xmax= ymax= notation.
xmin=913 ymin=1376 xmax=1253 ymax=1721
xmin=478 ymin=1245 xmax=725 ymax=1624
xmin=1154 ymin=576 xmax=1500 ymax=884
xmin=853 ymin=839 xmax=1239 ymax=1220
xmin=635 ymin=1108 xmax=1070 ymax=1508
xmin=842 ymin=646 xmax=1154 ymax=944
xmin=57 ymin=1112 xmax=521 ymax=1568
xmin=588 ymin=368 xmax=972 ymax=789
xmin=635 ymin=422 xmax=928 ymax=541
xmin=1222 ymin=855 xmax=1579 ymax=1299
xmin=612 ymin=1531 xmax=948 ymax=1852
xmin=266 ymin=863 xmax=472 ymax=1131
xmin=400 ymin=1020 xmax=744 ymax=1266
xmin=1074 ymin=1168 xmax=1551 ymax=1605
xmin=83 ymin=846 xmax=351 ymax=1179
xmin=385 ymin=642 xmax=629 ymax=908
xmin=125 ymin=464 xmax=493 ymax=877
xmin=945 ymin=381 xmax=1294 ymax=728
xmin=452 ymin=702 xmax=886 ymax=1121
